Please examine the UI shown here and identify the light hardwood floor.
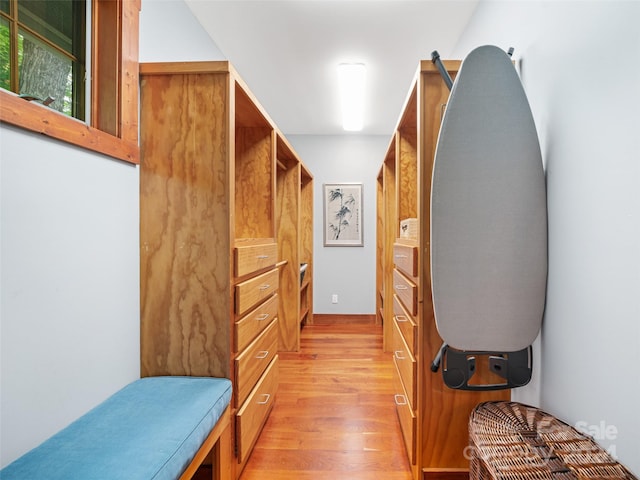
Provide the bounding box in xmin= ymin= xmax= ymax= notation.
xmin=238 ymin=321 xmax=412 ymax=480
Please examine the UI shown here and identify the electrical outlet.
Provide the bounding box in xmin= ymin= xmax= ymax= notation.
xmin=331 ymin=294 xmax=338 ymax=304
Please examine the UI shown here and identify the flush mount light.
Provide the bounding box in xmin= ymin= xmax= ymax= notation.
xmin=337 ymin=63 xmax=365 ymax=131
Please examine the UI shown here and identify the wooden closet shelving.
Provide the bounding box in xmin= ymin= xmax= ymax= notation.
xmin=376 ymin=134 xmax=397 ymax=351
xmin=299 ymin=163 xmax=314 ymax=326
xmin=276 ymin=133 xmax=314 ymax=351
xmin=139 ymin=61 xmax=312 ymax=478
xmin=376 ymin=60 xmax=509 ymax=480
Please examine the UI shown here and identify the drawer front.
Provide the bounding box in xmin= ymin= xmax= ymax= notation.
xmin=236 ymin=356 xmax=279 ymax=463
xmin=393 ymin=294 xmax=417 ymax=355
xmin=393 ymin=269 xmax=417 ymax=316
xmin=235 ymin=269 xmax=279 ymax=317
xmin=235 ymin=242 xmax=278 ymax=278
xmin=235 ymin=319 xmax=278 ymax=407
xmin=392 ymin=320 xmax=417 ymax=409
xmin=393 ymin=366 xmax=416 ymax=465
xmin=393 ymin=243 xmax=418 ymax=278
xmin=235 ymin=293 xmax=279 ymax=352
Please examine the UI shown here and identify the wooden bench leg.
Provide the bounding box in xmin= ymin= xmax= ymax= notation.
xmin=212 ymin=418 xmax=231 ymax=480
xmin=180 ymin=406 xmax=232 ymax=480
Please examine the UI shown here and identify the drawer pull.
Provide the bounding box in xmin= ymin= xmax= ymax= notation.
xmin=255 ymin=350 xmax=269 ymax=359
xmin=259 ymin=284 xmax=271 ymax=291
xmin=256 ymin=255 xmax=270 ymax=259
xmin=394 ymin=350 xmax=405 ymax=360
xmin=396 ymin=315 xmax=408 ymax=323
xmin=257 ymin=393 xmax=271 ymax=405
xmin=255 ymin=313 xmax=270 ymax=321
xmin=394 ymin=254 xmax=407 ymax=259
xmin=395 ymin=284 xmax=408 ymax=290
xmin=394 ymin=394 xmax=407 ymax=406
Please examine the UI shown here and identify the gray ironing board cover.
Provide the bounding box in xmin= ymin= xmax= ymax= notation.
xmin=430 ymin=45 xmax=547 ymax=352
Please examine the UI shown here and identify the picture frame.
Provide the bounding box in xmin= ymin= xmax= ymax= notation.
xmin=323 ymin=183 xmax=363 ymax=247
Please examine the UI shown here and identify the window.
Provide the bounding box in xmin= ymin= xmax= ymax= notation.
xmin=0 ymin=0 xmax=140 ymax=164
xmin=1 ymin=0 xmax=87 ymax=120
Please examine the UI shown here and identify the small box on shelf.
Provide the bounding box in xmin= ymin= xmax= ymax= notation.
xmin=400 ymin=218 xmax=418 ymax=240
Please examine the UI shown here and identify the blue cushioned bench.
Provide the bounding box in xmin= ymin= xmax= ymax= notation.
xmin=1 ymin=376 xmax=232 ymax=480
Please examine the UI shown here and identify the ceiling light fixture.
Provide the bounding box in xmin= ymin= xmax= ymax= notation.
xmin=337 ymin=63 xmax=365 ymax=132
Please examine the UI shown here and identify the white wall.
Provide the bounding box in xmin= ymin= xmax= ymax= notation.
xmin=289 ymin=135 xmax=389 ymax=314
xmin=0 ymin=126 xmax=140 ymax=466
xmin=140 ymin=0 xmax=224 ymax=62
xmin=453 ymin=1 xmax=640 ymax=475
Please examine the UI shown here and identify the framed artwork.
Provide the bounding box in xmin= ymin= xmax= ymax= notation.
xmin=323 ymin=183 xmax=363 ymax=246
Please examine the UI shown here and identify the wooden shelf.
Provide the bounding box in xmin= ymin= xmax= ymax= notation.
xmin=299 ymin=307 xmax=310 ymax=325
xmin=275 ymin=132 xmax=314 ymax=351
xmin=376 ymin=59 xmax=509 ymax=480
xmin=140 ymin=61 xmax=311 ymax=479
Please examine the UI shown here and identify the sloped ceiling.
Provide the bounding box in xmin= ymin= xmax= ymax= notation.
xmin=184 ymin=0 xmax=479 ymax=136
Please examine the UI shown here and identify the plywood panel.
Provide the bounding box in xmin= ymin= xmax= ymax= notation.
xmin=140 ymin=71 xmax=231 ymax=378
xmin=235 ymin=127 xmax=274 ymax=239
xmin=382 ymin=137 xmax=397 ymax=352
xmin=300 ymin=167 xmax=314 ymax=325
xmin=276 ymin=160 xmax=300 ymax=351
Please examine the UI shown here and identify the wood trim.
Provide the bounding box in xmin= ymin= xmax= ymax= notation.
xmin=119 ymin=0 xmax=140 ymax=147
xmin=0 ymin=0 xmax=140 ymax=165
xmin=93 ymin=0 xmax=120 ymax=136
xmin=0 ymin=91 xmax=139 ymax=163
xmin=139 ymin=60 xmax=231 ymax=75
xmin=419 ymin=59 xmax=462 ymax=74
xmin=422 ymin=469 xmax=469 ymax=480
xmin=312 ymin=314 xmax=376 ymax=325
xmin=178 ymin=405 xmax=231 ymax=480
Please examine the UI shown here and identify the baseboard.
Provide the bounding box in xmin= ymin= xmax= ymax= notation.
xmin=423 ymin=468 xmax=469 ymax=480
xmin=312 ymin=314 xmax=376 ymax=325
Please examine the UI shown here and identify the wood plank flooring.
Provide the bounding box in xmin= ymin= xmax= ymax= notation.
xmin=238 ymin=322 xmax=413 ymax=480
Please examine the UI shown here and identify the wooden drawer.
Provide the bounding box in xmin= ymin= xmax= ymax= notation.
xmin=393 ymin=365 xmax=416 ymax=465
xmin=236 ymin=356 xmax=279 ymax=463
xmin=235 ymin=293 xmax=278 ymax=352
xmin=393 ymin=294 xmax=417 ymax=355
xmin=235 ymin=268 xmax=278 ymax=317
xmin=235 ymin=319 xmax=278 ymax=407
xmin=235 ymin=242 xmax=278 ymax=278
xmin=392 ymin=319 xmax=417 ymax=409
xmin=393 ymin=243 xmax=418 ymax=278
xmin=393 ymin=269 xmax=417 ymax=316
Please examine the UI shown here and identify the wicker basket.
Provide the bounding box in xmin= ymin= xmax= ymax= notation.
xmin=469 ymin=401 xmax=637 ymax=480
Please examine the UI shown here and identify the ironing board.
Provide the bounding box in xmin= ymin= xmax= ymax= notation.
xmin=430 ymin=46 xmax=547 ymax=390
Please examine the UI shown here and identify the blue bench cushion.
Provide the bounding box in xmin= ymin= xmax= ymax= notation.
xmin=1 ymin=376 xmax=232 ymax=480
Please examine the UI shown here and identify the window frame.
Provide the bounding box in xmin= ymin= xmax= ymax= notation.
xmin=0 ymin=0 xmax=140 ymax=165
